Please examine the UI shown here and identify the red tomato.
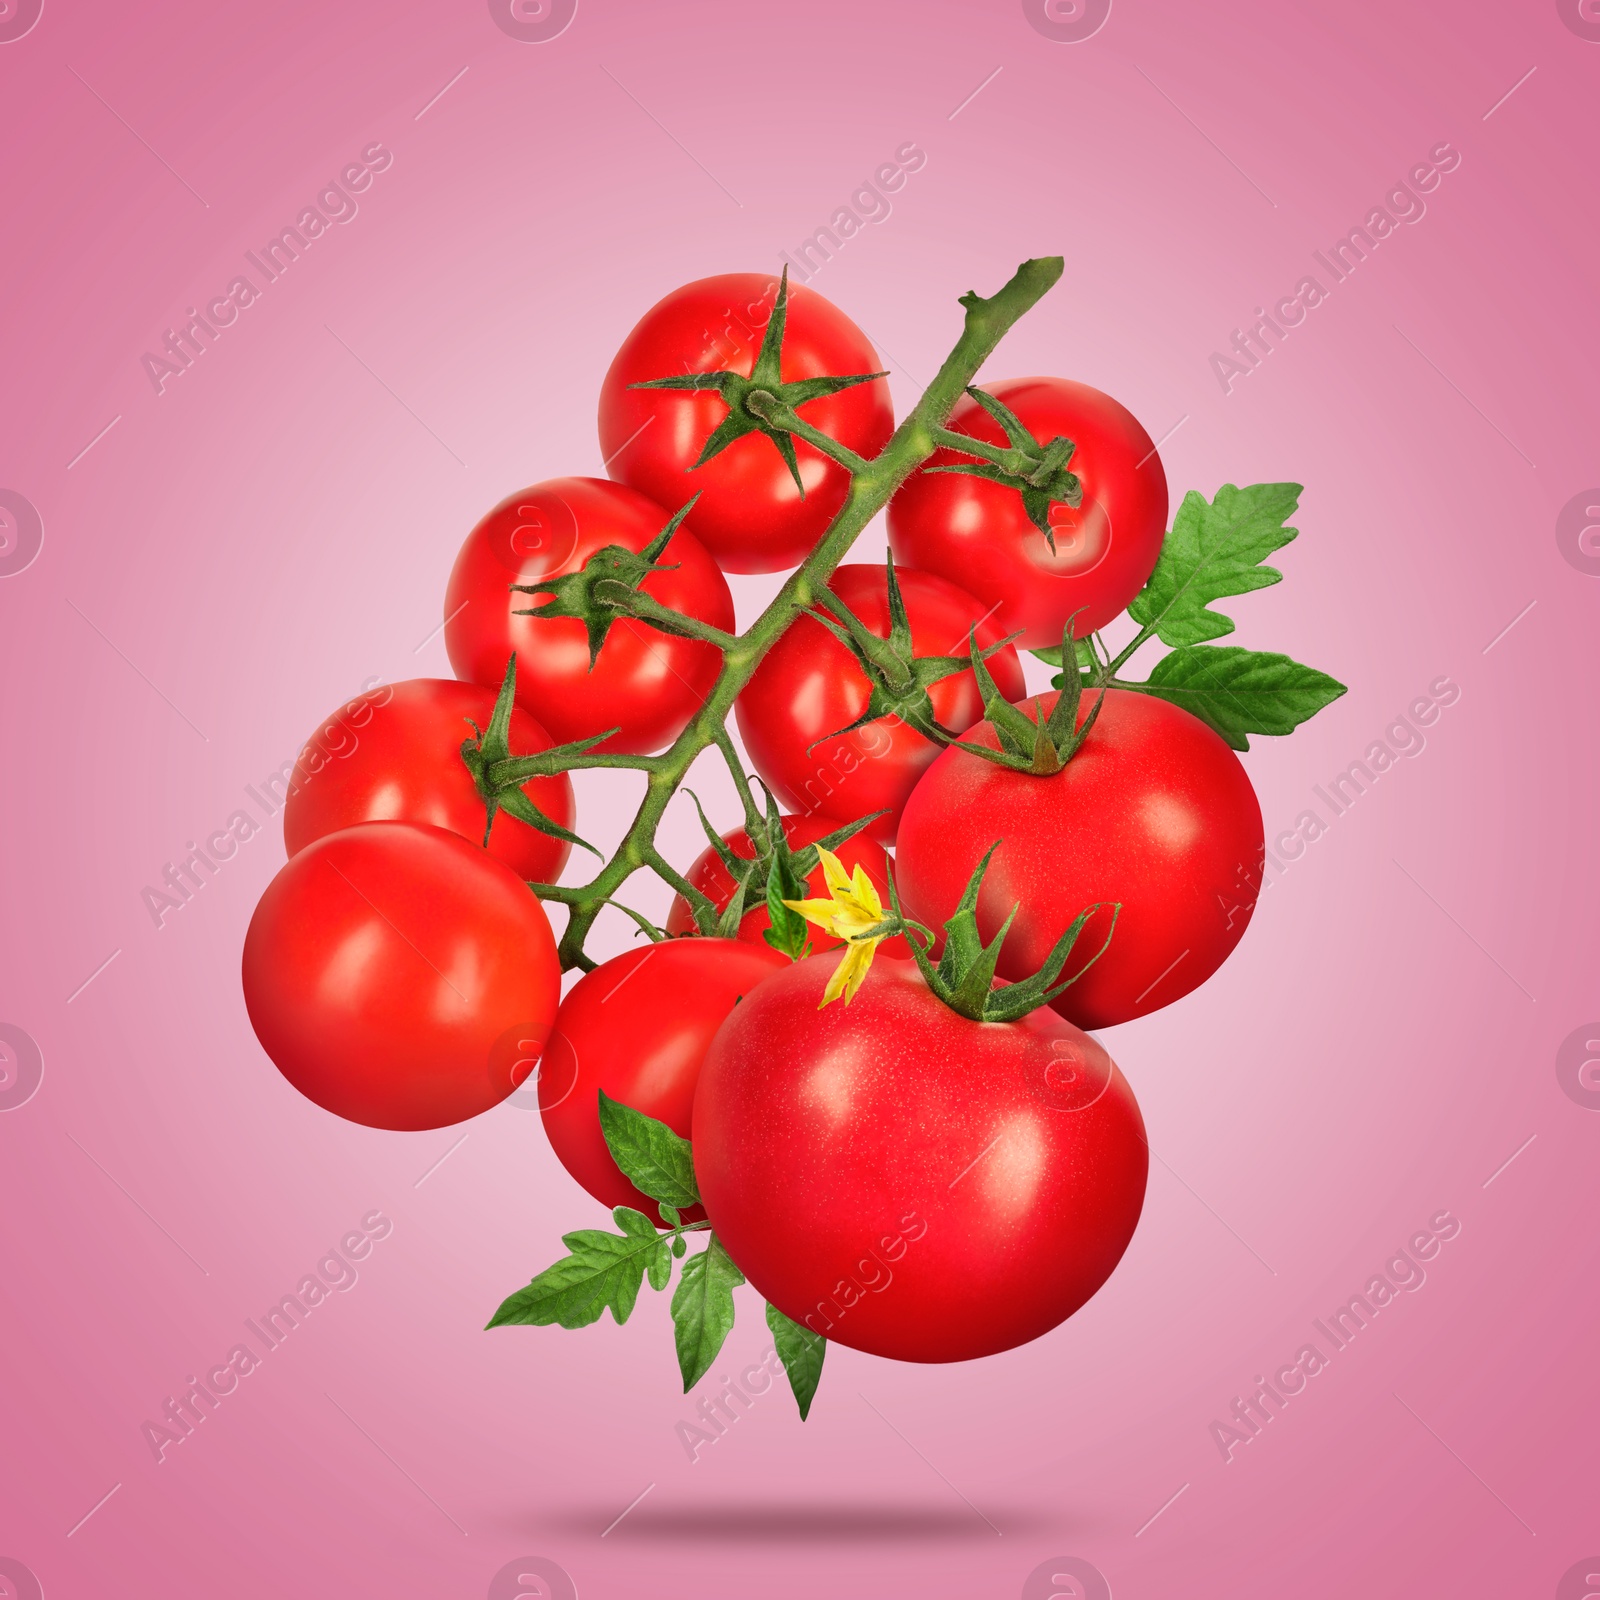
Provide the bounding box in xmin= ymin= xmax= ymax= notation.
xmin=888 ymin=378 xmax=1168 ymax=650
xmin=243 ymin=823 xmax=561 ymax=1130
xmin=663 ymin=813 xmax=907 ymax=958
xmin=282 ymin=678 xmax=575 ymax=884
xmin=444 ymin=477 xmax=733 ymax=755
xmin=896 ymin=689 xmax=1264 ymax=1029
xmin=539 ymin=939 xmax=789 ymax=1219
xmin=598 ymin=274 xmax=895 ymax=573
xmin=734 ymin=564 xmax=1026 ymax=844
xmin=693 ymin=953 xmax=1148 ymax=1362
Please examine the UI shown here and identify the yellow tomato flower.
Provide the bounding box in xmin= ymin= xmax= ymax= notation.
xmin=783 ymin=847 xmax=892 ymax=1006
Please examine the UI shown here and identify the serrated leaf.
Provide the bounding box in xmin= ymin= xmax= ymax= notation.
xmin=671 ymin=1236 xmax=744 ymax=1391
xmin=1127 ymin=645 xmax=1347 ymax=750
xmin=486 ymin=1206 xmax=664 ymax=1330
xmin=597 ymin=1092 xmax=699 ymax=1210
xmin=1128 ymin=484 xmax=1301 ymax=647
xmin=766 ymin=1303 xmax=826 ymax=1420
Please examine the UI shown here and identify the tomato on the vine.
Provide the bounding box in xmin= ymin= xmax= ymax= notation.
xmin=896 ymin=688 xmax=1264 ymax=1029
xmin=243 ymin=822 xmax=561 ymax=1130
xmin=888 ymin=377 xmax=1168 ymax=649
xmin=598 ymin=274 xmax=894 ymax=573
xmin=539 ymin=939 xmax=789 ymax=1219
xmin=444 ymin=477 xmax=733 ymax=755
xmin=282 ymin=678 xmax=576 ymax=884
xmin=693 ymin=951 xmax=1148 ymax=1362
xmin=734 ymin=563 xmax=1025 ymax=844
xmin=663 ymin=812 xmax=907 ymax=958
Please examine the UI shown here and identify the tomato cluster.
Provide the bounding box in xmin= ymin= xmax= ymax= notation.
xmin=242 ymin=259 xmax=1341 ymax=1414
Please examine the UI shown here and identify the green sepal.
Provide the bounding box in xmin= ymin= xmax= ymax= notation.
xmin=766 ymin=1302 xmax=826 ymax=1420
xmin=671 ymin=1235 xmax=744 ymax=1391
xmin=459 ymin=654 xmax=604 ymax=858
xmin=510 ymin=497 xmax=698 ymax=665
xmin=803 ymin=553 xmax=1020 ymax=751
xmin=923 ymin=385 xmax=1081 ymax=549
xmin=597 ymin=1091 xmax=699 ymax=1213
xmin=885 ymin=848 xmax=1113 ymax=1025
xmin=628 ymin=266 xmax=883 ymax=498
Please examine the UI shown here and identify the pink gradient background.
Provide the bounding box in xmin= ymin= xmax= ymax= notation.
xmin=3 ymin=1 xmax=1597 ymax=1595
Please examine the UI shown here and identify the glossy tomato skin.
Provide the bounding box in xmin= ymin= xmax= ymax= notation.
xmin=897 ymin=689 xmax=1264 ymax=1029
xmin=663 ymin=813 xmax=908 ymax=959
xmin=282 ymin=678 xmax=575 ymax=884
xmin=540 ymin=939 xmax=789 ymax=1221
xmin=734 ymin=564 xmax=1026 ymax=845
xmin=888 ymin=378 xmax=1168 ymax=650
xmin=598 ymin=274 xmax=895 ymax=573
xmin=694 ymin=953 xmax=1148 ymax=1362
xmin=243 ymin=823 xmax=561 ymax=1131
xmin=444 ymin=477 xmax=733 ymax=755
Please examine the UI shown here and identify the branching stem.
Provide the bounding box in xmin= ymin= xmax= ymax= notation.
xmin=545 ymin=258 xmax=1066 ymax=970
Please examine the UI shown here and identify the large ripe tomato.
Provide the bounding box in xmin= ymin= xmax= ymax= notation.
xmin=693 ymin=953 xmax=1148 ymax=1362
xmin=662 ymin=812 xmax=907 ymax=958
xmin=444 ymin=477 xmax=733 ymax=755
xmin=896 ymin=689 xmax=1264 ymax=1029
xmin=888 ymin=378 xmax=1168 ymax=650
xmin=282 ymin=678 xmax=575 ymax=884
xmin=539 ymin=939 xmax=788 ymax=1219
xmin=734 ymin=564 xmax=1025 ymax=844
xmin=598 ymin=274 xmax=895 ymax=573
xmin=243 ymin=822 xmax=561 ymax=1130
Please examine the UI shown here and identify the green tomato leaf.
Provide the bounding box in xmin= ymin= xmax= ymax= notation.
xmin=486 ymin=1206 xmax=665 ymax=1330
xmin=671 ymin=1235 xmax=745 ymax=1391
xmin=597 ymin=1091 xmax=699 ymax=1210
xmin=765 ymin=1302 xmax=826 ymax=1420
xmin=1128 ymin=645 xmax=1347 ymax=751
xmin=1128 ymin=483 xmax=1302 ymax=647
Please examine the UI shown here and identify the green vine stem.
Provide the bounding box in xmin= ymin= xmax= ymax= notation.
xmin=541 ymin=257 xmax=1065 ymax=972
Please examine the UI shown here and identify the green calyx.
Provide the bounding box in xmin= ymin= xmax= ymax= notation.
xmin=803 ymin=552 xmax=1022 ymax=752
xmin=458 ymin=653 xmax=604 ymax=858
xmin=925 ymin=385 xmax=1082 ymax=550
xmin=682 ymin=780 xmax=887 ymax=955
xmin=952 ymin=615 xmax=1106 ymax=777
xmin=886 ymin=845 xmax=1117 ymax=1024
xmin=628 ymin=265 xmax=886 ymax=494
xmin=511 ymin=496 xmax=700 ymax=665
